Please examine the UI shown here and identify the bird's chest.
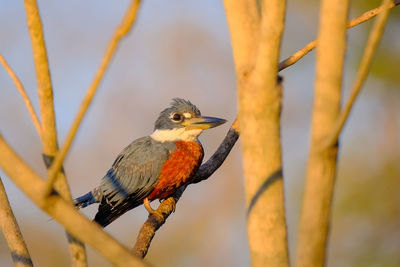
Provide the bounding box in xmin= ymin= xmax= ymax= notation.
xmin=147 ymin=140 xmax=204 ymax=200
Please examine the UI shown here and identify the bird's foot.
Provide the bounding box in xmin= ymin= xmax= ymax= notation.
xmin=144 ymin=198 xmax=164 ymax=220
xmin=169 ymin=199 xmax=176 ymax=213
xmin=159 ymin=197 xmax=176 ymax=212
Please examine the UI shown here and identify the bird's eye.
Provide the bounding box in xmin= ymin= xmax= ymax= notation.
xmin=171 ymin=113 xmax=182 ymax=122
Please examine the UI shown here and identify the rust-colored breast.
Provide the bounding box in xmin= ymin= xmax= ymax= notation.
xmin=147 ymin=141 xmax=204 ymax=200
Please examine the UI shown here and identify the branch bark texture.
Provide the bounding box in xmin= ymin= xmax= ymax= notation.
xmin=0 ymin=177 xmax=33 ymax=267
xmin=23 ymin=0 xmax=56 ymax=153
xmin=224 ymin=0 xmax=289 ymax=266
xmin=296 ymin=0 xmax=350 ymax=266
xmin=23 ymin=0 xmax=87 ymax=265
xmin=223 ymin=1 xmax=260 ymax=76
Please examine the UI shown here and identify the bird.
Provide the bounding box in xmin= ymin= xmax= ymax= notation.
xmin=74 ymin=98 xmax=226 ymax=227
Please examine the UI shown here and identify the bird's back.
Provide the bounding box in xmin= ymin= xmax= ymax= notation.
xmin=94 ymin=136 xmax=204 ymax=227
xmin=95 ymin=136 xmax=174 ymax=226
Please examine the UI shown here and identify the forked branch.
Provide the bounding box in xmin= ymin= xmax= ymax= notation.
xmin=324 ymin=0 xmax=392 ymax=149
xmin=278 ymin=0 xmax=400 ymax=71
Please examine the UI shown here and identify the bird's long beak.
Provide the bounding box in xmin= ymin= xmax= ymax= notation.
xmin=182 ymin=116 xmax=227 ymax=130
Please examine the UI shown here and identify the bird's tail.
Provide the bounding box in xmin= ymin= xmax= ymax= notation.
xmin=74 ymin=189 xmax=102 ymax=209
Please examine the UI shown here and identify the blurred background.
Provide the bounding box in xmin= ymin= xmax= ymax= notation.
xmin=0 ymin=0 xmax=399 ymax=266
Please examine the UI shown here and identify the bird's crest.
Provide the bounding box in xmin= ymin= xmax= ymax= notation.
xmin=154 ymin=98 xmax=201 ymax=130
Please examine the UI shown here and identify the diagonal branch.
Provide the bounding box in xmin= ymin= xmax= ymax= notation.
xmin=0 ymin=176 xmax=33 ymax=267
xmin=0 ymin=54 xmax=41 ymax=138
xmin=0 ymin=134 xmax=148 ymax=267
xmin=43 ymin=0 xmax=141 ymax=198
xmin=278 ymin=0 xmax=400 ymax=71
xmin=133 ymin=119 xmax=240 ymax=258
xmin=323 ymin=0 xmax=392 ymax=149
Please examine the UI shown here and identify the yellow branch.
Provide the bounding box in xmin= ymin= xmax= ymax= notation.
xmin=278 ymin=0 xmax=400 ymax=71
xmin=43 ymin=0 xmax=141 ymax=197
xmin=324 ymin=0 xmax=392 ymax=148
xmin=0 ymin=54 xmax=41 ymax=138
xmin=24 ymin=0 xmax=58 ymax=156
xmin=23 ymin=0 xmax=87 ymax=265
xmin=234 ymin=0 xmax=289 ymax=265
xmin=222 ymin=0 xmax=260 ymax=75
xmin=0 ymin=134 xmax=148 ymax=267
xmin=0 ymin=176 xmax=33 ymax=267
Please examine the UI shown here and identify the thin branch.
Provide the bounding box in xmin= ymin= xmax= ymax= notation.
xmin=0 ymin=134 xmax=148 ymax=267
xmin=324 ymin=0 xmax=392 ymax=149
xmin=133 ymin=120 xmax=240 ymax=258
xmin=23 ymin=0 xmax=87 ymax=265
xmin=192 ymin=118 xmax=239 ymax=184
xmin=278 ymin=0 xmax=400 ymax=71
xmin=0 ymin=54 xmax=41 ymax=138
xmin=23 ymin=0 xmax=57 ymax=156
xmin=133 ymin=193 xmax=183 ymax=258
xmin=0 ymin=176 xmax=33 ymax=267
xmin=43 ymin=0 xmax=141 ymax=197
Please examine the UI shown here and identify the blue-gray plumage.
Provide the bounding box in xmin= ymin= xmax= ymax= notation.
xmin=74 ymin=98 xmax=226 ymax=227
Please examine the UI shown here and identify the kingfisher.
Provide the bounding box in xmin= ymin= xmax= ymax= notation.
xmin=74 ymin=98 xmax=226 ymax=227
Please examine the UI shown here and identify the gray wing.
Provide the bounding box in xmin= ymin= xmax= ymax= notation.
xmin=94 ymin=137 xmax=175 ymax=227
xmin=100 ymin=136 xmax=173 ymax=205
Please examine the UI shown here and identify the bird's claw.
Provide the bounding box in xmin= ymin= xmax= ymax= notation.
xmin=144 ymin=198 xmax=164 ymax=220
xmin=170 ymin=199 xmax=176 ymax=213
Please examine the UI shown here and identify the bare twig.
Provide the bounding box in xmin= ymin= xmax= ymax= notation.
xmin=23 ymin=0 xmax=87 ymax=265
xmin=278 ymin=0 xmax=400 ymax=71
xmin=0 ymin=134 xmax=148 ymax=267
xmin=133 ymin=120 xmax=240 ymax=257
xmin=133 ymin=193 xmax=182 ymax=258
xmin=0 ymin=54 xmax=41 ymax=138
xmin=43 ymin=0 xmax=141 ymax=197
xmin=0 ymin=176 xmax=33 ymax=267
xmin=324 ymin=0 xmax=392 ymax=149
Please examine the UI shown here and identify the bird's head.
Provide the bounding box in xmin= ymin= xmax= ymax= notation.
xmin=151 ymin=98 xmax=226 ymax=142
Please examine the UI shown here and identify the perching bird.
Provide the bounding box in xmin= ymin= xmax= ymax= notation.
xmin=74 ymin=98 xmax=226 ymax=227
